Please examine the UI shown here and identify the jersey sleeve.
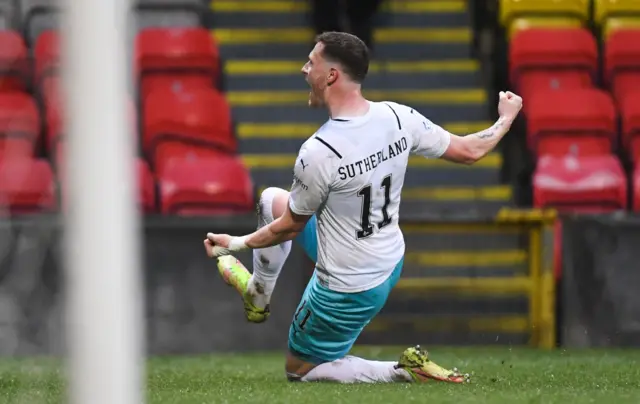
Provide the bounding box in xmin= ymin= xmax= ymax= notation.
xmin=399 ymin=104 xmax=451 ymax=158
xmin=288 ymin=140 xmax=338 ymax=216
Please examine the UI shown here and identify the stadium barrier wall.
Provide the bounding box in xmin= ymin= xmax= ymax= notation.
xmin=0 ymin=210 xmax=557 ymax=356
xmin=561 ymin=213 xmax=640 ymax=348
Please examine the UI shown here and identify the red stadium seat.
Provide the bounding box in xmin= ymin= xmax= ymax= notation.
xmin=41 ymin=75 xmax=61 ymax=108
xmin=526 ymin=88 xmax=617 ymax=157
xmin=153 ymin=142 xmax=223 ymax=177
xmin=45 ymin=97 xmax=63 ymax=153
xmin=533 ymin=154 xmax=627 ymax=212
xmin=33 ymin=30 xmax=59 ymax=86
xmin=633 ymin=165 xmax=640 ymax=211
xmin=136 ymin=27 xmax=220 ymax=100
xmin=620 ymin=91 xmax=640 ymax=163
xmin=0 ymin=159 xmax=56 ymax=215
xmin=0 ymin=92 xmax=40 ymax=159
xmin=137 ymin=158 xmax=157 ymax=213
xmin=604 ymin=29 xmax=640 ymax=103
xmin=143 ymin=87 xmax=236 ymax=168
xmin=509 ymin=28 xmax=597 ymax=100
xmin=0 ymin=30 xmax=29 ymax=92
xmin=158 ymin=155 xmax=254 ymax=215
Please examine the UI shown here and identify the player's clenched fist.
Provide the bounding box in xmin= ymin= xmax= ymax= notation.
xmin=204 ymin=233 xmax=232 ymax=258
xmin=204 ymin=232 xmax=248 ymax=258
xmin=498 ymin=91 xmax=523 ymax=122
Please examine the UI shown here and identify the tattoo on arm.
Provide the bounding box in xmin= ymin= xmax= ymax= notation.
xmin=473 ymin=118 xmax=506 ymax=140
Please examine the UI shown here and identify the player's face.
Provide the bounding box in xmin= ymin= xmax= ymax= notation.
xmin=301 ymin=43 xmax=333 ymax=108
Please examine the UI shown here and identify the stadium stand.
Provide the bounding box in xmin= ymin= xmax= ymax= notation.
xmin=5 ymin=0 xmax=640 ymax=217
xmin=0 ymin=0 xmax=511 ymax=216
xmin=494 ymin=0 xmax=640 ymax=213
xmin=0 ymin=0 xmax=255 ymax=214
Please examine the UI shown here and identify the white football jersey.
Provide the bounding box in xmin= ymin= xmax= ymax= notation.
xmin=288 ymin=101 xmax=451 ymax=293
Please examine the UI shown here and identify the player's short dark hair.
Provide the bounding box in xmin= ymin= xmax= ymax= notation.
xmin=315 ymin=31 xmax=370 ymax=84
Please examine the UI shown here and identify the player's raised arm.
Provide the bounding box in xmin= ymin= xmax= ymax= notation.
xmin=406 ymin=91 xmax=523 ymax=165
xmin=441 ymin=91 xmax=522 ymax=164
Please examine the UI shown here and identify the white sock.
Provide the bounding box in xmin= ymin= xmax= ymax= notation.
xmin=249 ymin=187 xmax=292 ymax=309
xmin=299 ymin=356 xmax=412 ymax=384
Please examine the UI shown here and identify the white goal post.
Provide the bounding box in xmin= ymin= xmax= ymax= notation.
xmin=61 ymin=0 xmax=144 ymax=403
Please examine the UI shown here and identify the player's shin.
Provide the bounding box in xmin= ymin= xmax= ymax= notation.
xmin=250 ymin=187 xmax=293 ymax=309
xmin=298 ymin=356 xmax=412 ymax=384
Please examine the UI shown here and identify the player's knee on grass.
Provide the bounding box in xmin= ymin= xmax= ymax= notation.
xmin=285 ymin=351 xmax=317 ymax=381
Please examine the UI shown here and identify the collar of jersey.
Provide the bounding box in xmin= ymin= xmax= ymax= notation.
xmin=328 ymin=101 xmax=373 ymax=127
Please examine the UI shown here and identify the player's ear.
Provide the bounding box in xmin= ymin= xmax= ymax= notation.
xmin=326 ymin=68 xmax=339 ymax=87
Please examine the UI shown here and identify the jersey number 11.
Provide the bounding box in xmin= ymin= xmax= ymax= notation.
xmin=356 ymin=174 xmax=393 ymax=239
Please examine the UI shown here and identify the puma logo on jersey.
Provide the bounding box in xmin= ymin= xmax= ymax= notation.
xmin=300 ymin=159 xmax=308 ymax=171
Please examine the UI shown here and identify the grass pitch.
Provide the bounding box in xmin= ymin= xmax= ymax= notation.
xmin=1 ymin=346 xmax=639 ymax=403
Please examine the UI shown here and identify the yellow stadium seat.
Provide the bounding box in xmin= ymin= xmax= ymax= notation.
xmin=500 ymin=0 xmax=590 ymax=28
xmin=594 ymin=0 xmax=640 ymax=26
xmin=508 ymin=17 xmax=582 ymax=39
xmin=603 ymin=17 xmax=640 ymax=40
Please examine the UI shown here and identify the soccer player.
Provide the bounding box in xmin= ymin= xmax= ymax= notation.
xmin=203 ymin=32 xmax=522 ymax=384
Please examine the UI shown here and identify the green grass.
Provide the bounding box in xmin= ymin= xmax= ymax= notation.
xmin=1 ymin=347 xmax=640 ymax=403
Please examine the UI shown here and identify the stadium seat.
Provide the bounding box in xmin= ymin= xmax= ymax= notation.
xmin=158 ymin=155 xmax=254 ymax=215
xmin=601 ymin=17 xmax=640 ymax=41
xmin=0 ymin=92 xmax=40 ymax=159
xmin=525 ymin=88 xmax=616 ymax=157
xmin=137 ymin=158 xmax=157 ymax=213
xmin=136 ymin=27 xmax=220 ymax=99
xmin=0 ymin=30 xmax=28 ymax=92
xmin=153 ymin=141 xmax=226 ymax=177
xmin=620 ymin=91 xmax=640 ymax=163
xmin=507 ymin=17 xmax=582 ymax=39
xmin=605 ymin=29 xmax=640 ymax=103
xmin=44 ymin=96 xmax=62 ymax=154
xmin=0 ymin=158 xmax=56 ymax=215
xmin=533 ymin=154 xmax=627 ymax=212
xmin=143 ymin=87 xmax=236 ymax=168
xmin=633 ymin=165 xmax=640 ymax=212
xmin=594 ymin=0 xmax=640 ymax=38
xmin=135 ymin=0 xmax=204 ymax=30
xmin=33 ymin=29 xmax=59 ymax=87
xmin=500 ymin=0 xmax=590 ymax=36
xmin=509 ymin=28 xmax=597 ymax=100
